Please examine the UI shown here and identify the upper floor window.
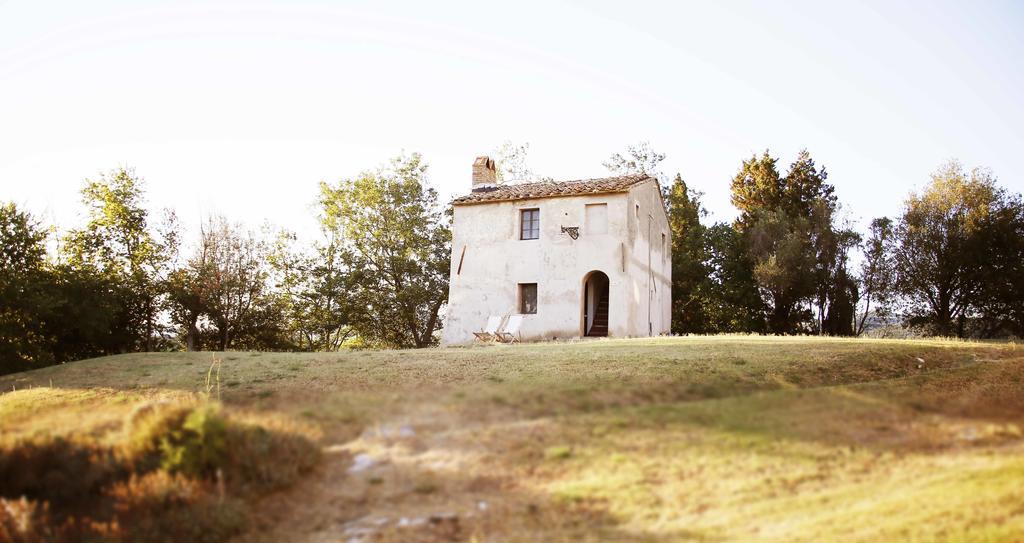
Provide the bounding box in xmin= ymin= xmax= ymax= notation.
xmin=585 ymin=203 xmax=608 ymax=235
xmin=520 ymin=208 xmax=540 ymax=240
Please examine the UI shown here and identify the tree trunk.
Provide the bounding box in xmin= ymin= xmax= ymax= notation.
xmin=186 ymin=314 xmax=198 ymax=352
xmin=218 ymin=322 xmax=230 ymax=351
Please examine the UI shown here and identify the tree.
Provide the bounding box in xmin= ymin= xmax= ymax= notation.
xmin=730 ymin=150 xmax=843 ymax=333
xmin=492 ymin=141 xmax=537 ymax=182
xmin=702 ymin=223 xmax=766 ymax=332
xmin=810 ymin=202 xmax=861 ymax=336
xmin=318 ymin=152 xmax=450 ymax=348
xmin=63 ymin=168 xmax=176 ymax=351
xmin=746 ymin=208 xmax=816 ymax=333
xmin=165 ymin=266 xmax=210 ymax=352
xmin=0 ymin=203 xmax=56 ymax=372
xmin=893 ymin=161 xmax=1005 ymax=337
xmin=45 ymin=263 xmax=124 ymax=363
xmin=731 ymin=150 xmax=836 ymax=229
xmin=855 ymin=218 xmax=896 ymax=335
xmin=196 ymin=216 xmax=274 ymax=351
xmin=975 ymin=193 xmax=1024 ymax=337
xmin=269 ymin=229 xmax=353 ymax=351
xmin=604 ymin=141 xmax=666 ymax=183
xmin=664 ymin=174 xmax=711 ymax=333
xmin=0 ymin=202 xmax=126 ymax=373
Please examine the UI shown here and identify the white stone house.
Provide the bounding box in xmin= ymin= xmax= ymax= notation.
xmin=441 ymin=156 xmax=671 ymax=344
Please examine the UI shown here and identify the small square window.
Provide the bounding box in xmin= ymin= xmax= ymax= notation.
xmin=520 ymin=209 xmax=540 ymax=240
xmin=519 ymin=283 xmax=537 ymax=314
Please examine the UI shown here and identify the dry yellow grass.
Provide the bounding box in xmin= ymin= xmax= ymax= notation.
xmin=1 ymin=336 xmax=1022 ymax=541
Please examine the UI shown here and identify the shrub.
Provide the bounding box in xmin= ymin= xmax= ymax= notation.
xmin=0 ymin=498 xmax=107 ymax=543
xmin=1 ymin=400 xmax=317 ymax=542
xmin=0 ymin=497 xmax=54 ymax=543
xmin=159 ymin=406 xmax=229 ymax=479
xmin=124 ymin=402 xmax=194 ymax=472
xmin=0 ymin=437 xmax=124 ymax=508
xmin=107 ymin=472 xmax=247 ymax=543
xmin=223 ymin=423 xmax=320 ymax=493
xmin=126 ymin=403 xmax=229 ymax=479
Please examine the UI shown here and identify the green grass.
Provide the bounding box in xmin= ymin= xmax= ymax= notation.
xmin=1 ymin=336 xmax=1022 ymax=541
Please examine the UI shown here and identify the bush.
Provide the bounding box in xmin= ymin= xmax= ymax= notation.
xmin=223 ymin=422 xmax=320 ymax=493
xmin=0 ymin=497 xmax=55 ymax=543
xmin=159 ymin=406 xmax=229 ymax=479
xmin=126 ymin=403 xmax=229 ymax=479
xmin=1 ymin=400 xmax=318 ymax=542
xmin=0 ymin=498 xmax=106 ymax=543
xmin=106 ymin=472 xmax=247 ymax=543
xmin=0 ymin=437 xmax=124 ymax=508
xmin=127 ymin=402 xmax=319 ymax=492
xmin=123 ymin=402 xmax=194 ymax=471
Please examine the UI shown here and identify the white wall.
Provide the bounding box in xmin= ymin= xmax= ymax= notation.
xmin=442 ymin=181 xmax=671 ymax=344
xmin=624 ymin=181 xmax=673 ymax=338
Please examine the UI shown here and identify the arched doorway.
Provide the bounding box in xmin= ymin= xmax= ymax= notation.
xmin=582 ymin=271 xmax=610 ymax=337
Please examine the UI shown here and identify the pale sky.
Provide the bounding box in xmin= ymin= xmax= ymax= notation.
xmin=2 ymin=0 xmax=1022 ymax=243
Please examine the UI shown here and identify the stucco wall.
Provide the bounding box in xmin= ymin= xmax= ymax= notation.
xmin=624 ymin=181 xmax=673 ymax=338
xmin=441 ymin=180 xmax=671 ymax=344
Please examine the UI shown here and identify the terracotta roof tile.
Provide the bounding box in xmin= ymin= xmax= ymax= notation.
xmin=452 ymin=174 xmax=653 ymax=205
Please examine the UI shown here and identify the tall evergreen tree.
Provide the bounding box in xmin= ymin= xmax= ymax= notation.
xmin=665 ymin=174 xmax=710 ymax=333
xmin=730 ymin=150 xmax=845 ymax=334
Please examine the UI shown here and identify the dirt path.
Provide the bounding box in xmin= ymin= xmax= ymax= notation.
xmin=239 ymin=404 xmax=541 ymax=542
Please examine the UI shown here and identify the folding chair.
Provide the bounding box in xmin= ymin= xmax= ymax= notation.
xmin=473 ymin=315 xmax=505 ymax=342
xmin=496 ymin=314 xmax=524 ymax=344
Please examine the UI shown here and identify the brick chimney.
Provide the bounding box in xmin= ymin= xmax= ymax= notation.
xmin=472 ymin=156 xmax=497 ymax=192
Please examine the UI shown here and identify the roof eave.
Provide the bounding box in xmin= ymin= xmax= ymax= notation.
xmin=451 ymin=188 xmax=634 ymax=206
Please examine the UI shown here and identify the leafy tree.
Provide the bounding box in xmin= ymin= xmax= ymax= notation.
xmin=269 ymin=229 xmax=353 ymax=351
xmin=975 ymin=192 xmax=1024 ymax=337
xmin=893 ymin=161 xmax=1005 ymax=337
xmin=195 ymin=216 xmax=274 ymax=350
xmin=165 ymin=265 xmax=211 ymax=352
xmin=492 ymin=141 xmax=538 ymax=182
xmin=318 ymin=153 xmax=450 ymax=348
xmin=855 ymin=218 xmax=896 ymax=335
xmin=45 ymin=263 xmax=125 ymax=363
xmin=702 ymin=223 xmax=766 ymax=332
xmin=63 ymin=168 xmax=176 ymax=351
xmin=0 ymin=202 xmax=127 ymax=373
xmin=0 ymin=203 xmax=56 ymax=372
xmin=810 ymin=202 xmax=861 ymax=336
xmin=746 ymin=208 xmax=816 ymax=332
xmin=822 ymin=267 xmax=858 ymax=336
xmin=604 ymin=141 xmax=667 ymax=184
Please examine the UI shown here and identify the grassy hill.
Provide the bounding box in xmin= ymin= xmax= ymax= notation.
xmin=1 ymin=336 xmax=1023 ymax=542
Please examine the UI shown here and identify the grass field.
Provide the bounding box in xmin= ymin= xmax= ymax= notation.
xmin=2 ymin=336 xmax=1023 ymax=542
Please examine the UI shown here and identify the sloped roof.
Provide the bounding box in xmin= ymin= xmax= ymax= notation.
xmin=452 ymin=174 xmax=654 ymax=205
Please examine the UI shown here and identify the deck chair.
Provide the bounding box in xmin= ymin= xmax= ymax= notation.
xmin=496 ymin=315 xmax=524 ymax=344
xmin=473 ymin=315 xmax=505 ymax=342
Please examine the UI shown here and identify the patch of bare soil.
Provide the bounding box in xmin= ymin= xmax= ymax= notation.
xmin=238 ymin=404 xmax=573 ymax=542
